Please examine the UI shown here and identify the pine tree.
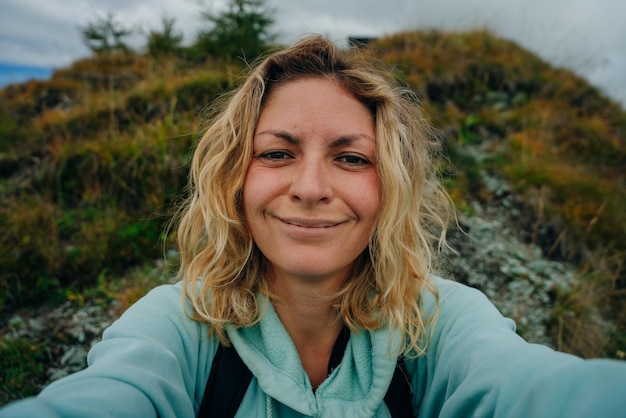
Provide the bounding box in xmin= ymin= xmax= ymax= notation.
xmin=147 ymin=16 xmax=184 ymax=57
xmin=195 ymin=0 xmax=276 ymax=62
xmin=79 ymin=13 xmax=133 ymax=55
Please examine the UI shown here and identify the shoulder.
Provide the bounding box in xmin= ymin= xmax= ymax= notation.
xmin=103 ymin=282 xmax=192 ymax=335
xmin=99 ymin=281 xmax=214 ymax=358
xmin=422 ymin=275 xmax=504 ymax=323
xmin=421 ymin=275 xmax=535 ymax=363
xmin=427 ymin=274 xmax=489 ymax=298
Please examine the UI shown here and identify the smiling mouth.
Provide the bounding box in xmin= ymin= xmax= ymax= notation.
xmin=277 ymin=216 xmax=342 ymax=228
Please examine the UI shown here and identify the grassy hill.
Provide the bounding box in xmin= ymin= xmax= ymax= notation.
xmin=374 ymin=30 xmax=625 ymax=359
xmin=1 ymin=29 xmax=625 ymax=401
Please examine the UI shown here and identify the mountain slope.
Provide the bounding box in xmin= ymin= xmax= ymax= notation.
xmin=0 ymin=31 xmax=624 ymax=401
xmin=371 ymin=30 xmax=625 ymax=358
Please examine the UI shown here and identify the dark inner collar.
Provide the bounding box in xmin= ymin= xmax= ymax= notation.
xmin=327 ymin=326 xmax=350 ymax=375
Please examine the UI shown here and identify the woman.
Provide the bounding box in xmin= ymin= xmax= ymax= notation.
xmin=1 ymin=35 xmax=624 ymax=418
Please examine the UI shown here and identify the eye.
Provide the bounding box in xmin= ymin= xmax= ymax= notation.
xmin=259 ymin=151 xmax=293 ymax=160
xmin=336 ymin=154 xmax=370 ymax=166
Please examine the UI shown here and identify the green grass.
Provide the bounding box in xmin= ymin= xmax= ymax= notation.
xmin=0 ymin=337 xmax=48 ymax=406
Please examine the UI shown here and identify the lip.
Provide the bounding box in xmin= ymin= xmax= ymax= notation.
xmin=273 ymin=215 xmax=344 ymax=228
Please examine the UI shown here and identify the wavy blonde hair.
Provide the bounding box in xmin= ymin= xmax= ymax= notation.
xmin=176 ymin=35 xmax=455 ymax=356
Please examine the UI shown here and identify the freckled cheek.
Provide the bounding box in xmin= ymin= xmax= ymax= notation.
xmin=242 ymin=168 xmax=279 ymax=217
xmin=351 ymin=177 xmax=381 ymax=221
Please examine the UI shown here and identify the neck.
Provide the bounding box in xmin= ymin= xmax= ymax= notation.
xmin=268 ymin=270 xmax=347 ymax=390
xmin=270 ymin=272 xmax=343 ymax=340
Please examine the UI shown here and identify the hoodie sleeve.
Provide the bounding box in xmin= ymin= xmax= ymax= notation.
xmin=0 ymin=283 xmax=216 ymax=418
xmin=410 ymin=277 xmax=626 ymax=418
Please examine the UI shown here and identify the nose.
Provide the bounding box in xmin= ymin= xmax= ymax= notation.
xmin=289 ymin=158 xmax=332 ymax=205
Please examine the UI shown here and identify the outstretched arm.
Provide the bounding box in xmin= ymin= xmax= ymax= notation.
xmin=0 ymin=283 xmax=216 ymax=418
xmin=409 ymin=277 xmax=625 ymax=418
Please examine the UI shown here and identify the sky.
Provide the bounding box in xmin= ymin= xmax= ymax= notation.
xmin=1 ymin=0 xmax=625 ymax=108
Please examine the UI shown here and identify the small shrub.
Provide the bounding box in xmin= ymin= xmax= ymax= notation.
xmin=0 ymin=196 xmax=61 ymax=308
xmin=174 ymin=74 xmax=231 ymax=113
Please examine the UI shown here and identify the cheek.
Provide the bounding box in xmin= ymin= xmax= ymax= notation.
xmin=359 ymin=174 xmax=381 ymax=219
xmin=242 ymin=170 xmax=258 ymax=220
xmin=242 ymin=166 xmax=275 ymax=221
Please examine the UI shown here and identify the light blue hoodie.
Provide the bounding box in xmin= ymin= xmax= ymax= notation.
xmin=1 ymin=277 xmax=624 ymax=417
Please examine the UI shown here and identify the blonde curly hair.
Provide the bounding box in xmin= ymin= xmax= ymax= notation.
xmin=176 ymin=35 xmax=455 ymax=356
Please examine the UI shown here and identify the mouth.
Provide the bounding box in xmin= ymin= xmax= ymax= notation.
xmin=276 ymin=216 xmax=343 ymax=228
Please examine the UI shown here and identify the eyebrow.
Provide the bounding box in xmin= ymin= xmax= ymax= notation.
xmin=329 ymin=134 xmax=375 ymax=148
xmin=255 ymin=130 xmax=375 ymax=147
xmin=255 ymin=129 xmax=300 ymax=144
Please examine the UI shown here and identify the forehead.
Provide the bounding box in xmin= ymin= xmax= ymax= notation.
xmin=256 ymin=78 xmax=375 ymax=134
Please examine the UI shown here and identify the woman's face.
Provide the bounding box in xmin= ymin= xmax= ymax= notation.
xmin=243 ymin=77 xmax=380 ymax=287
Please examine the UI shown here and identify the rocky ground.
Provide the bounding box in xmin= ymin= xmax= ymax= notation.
xmin=3 ymin=298 xmax=123 ymax=383
xmin=445 ymin=173 xmax=578 ymax=347
xmin=1 ymin=170 xmax=582 ymax=394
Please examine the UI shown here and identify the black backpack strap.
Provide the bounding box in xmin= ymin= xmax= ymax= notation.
xmin=384 ymin=358 xmax=414 ymax=418
xmin=198 ymin=343 xmax=253 ymax=418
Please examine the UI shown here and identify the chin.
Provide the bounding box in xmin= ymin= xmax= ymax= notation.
xmin=272 ymin=261 xmax=354 ymax=285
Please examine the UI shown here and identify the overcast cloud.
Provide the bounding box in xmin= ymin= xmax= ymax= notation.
xmin=0 ymin=0 xmax=624 ymax=107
